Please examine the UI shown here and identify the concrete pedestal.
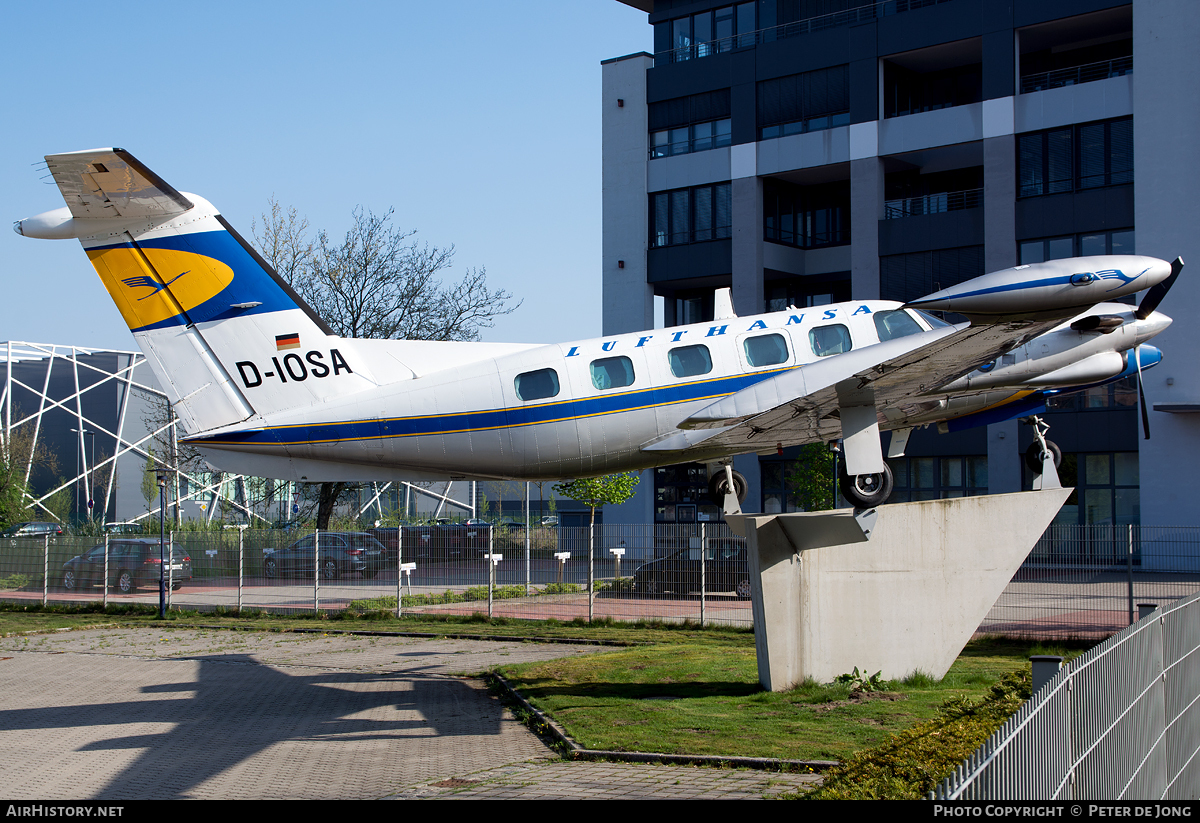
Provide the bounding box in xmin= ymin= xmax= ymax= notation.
xmin=729 ymin=489 xmax=1071 ymax=691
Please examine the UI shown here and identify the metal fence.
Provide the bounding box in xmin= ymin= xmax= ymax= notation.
xmin=932 ymin=588 xmax=1200 ymax=800
xmin=2 ymin=523 xmax=1198 ymax=637
xmin=981 ymin=525 xmax=1200 ymax=641
xmin=0 ymin=524 xmax=754 ymax=626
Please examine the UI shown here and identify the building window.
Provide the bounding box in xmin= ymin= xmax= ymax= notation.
xmin=758 ymin=65 xmax=849 ymax=139
xmin=890 ymin=456 xmax=989 ymax=502
xmin=1026 ymin=452 xmax=1139 ymax=526
xmin=763 ymin=179 xmax=849 ymax=248
xmin=651 ymin=183 xmax=732 ymax=248
xmin=655 ymin=463 xmax=721 ymax=523
xmin=1018 ymin=117 xmax=1133 ymax=197
xmin=656 ymin=3 xmax=756 ymax=63
xmin=1046 ymin=375 xmax=1138 ymax=412
xmin=880 ymin=246 xmax=985 ymax=305
xmin=650 ymin=90 xmax=731 ymax=159
xmin=766 ymin=275 xmax=851 ymax=312
xmin=1019 ymin=230 xmax=1135 ymax=264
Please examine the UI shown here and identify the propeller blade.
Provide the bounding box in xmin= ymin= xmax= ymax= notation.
xmin=1135 ymin=346 xmax=1151 ymax=440
xmin=1136 ymin=256 xmax=1184 ymax=320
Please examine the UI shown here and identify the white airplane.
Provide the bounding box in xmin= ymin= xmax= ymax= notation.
xmin=15 ymin=148 xmax=1181 ymax=509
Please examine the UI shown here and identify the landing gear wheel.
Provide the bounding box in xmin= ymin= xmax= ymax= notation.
xmin=838 ymin=464 xmax=894 ymax=508
xmin=1025 ymin=440 xmax=1062 ymax=475
xmin=707 ymin=469 xmax=748 ymax=505
xmin=735 ymin=579 xmax=752 ymax=600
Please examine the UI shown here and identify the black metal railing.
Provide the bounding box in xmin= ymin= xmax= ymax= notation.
xmin=883 ymin=188 xmax=983 ymax=219
xmin=1020 ymin=56 xmax=1133 ymax=95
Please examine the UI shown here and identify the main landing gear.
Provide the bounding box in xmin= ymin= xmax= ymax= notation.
xmin=708 ymin=463 xmax=748 ymax=517
xmin=839 ymin=462 xmax=894 ymax=509
xmin=1023 ymin=416 xmax=1062 ymax=489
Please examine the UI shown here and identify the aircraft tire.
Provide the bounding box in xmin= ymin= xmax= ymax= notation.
xmin=708 ymin=469 xmax=748 ymax=505
xmin=1025 ymin=440 xmax=1062 ymax=475
xmin=839 ymin=464 xmax=894 ymax=509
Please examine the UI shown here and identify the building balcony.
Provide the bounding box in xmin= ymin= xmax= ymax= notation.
xmin=884 ymin=188 xmax=982 ymax=219
xmin=1020 ymin=56 xmax=1133 ymax=95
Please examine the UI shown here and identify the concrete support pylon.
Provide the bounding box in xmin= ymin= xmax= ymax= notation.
xmin=729 ymin=489 xmax=1071 ymax=691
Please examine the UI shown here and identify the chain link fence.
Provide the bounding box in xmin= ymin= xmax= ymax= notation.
xmin=1 ymin=523 xmax=1197 ymax=636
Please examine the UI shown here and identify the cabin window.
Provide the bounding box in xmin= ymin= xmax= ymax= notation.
xmin=590 ymin=356 xmax=636 ymax=390
xmin=809 ymin=324 xmax=852 ymax=357
xmin=515 ymin=368 xmax=560 ymax=401
xmin=668 ymin=344 xmax=713 ymax=378
xmin=743 ymin=333 xmax=789 ymax=367
xmin=873 ymin=309 xmax=925 ymax=342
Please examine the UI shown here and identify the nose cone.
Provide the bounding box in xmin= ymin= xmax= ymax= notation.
xmin=1136 ymin=310 xmax=1172 ymax=344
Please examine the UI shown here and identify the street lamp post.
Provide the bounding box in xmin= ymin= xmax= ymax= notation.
xmin=156 ymin=469 xmax=169 ymax=618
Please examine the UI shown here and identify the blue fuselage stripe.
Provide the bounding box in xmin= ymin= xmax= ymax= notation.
xmin=191 ymin=368 xmax=787 ymax=448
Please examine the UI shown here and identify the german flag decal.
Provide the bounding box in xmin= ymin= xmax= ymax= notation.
xmin=276 ymin=333 xmax=301 ymax=350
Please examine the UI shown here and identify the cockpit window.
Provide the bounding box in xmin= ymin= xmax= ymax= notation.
xmin=590 ymin=356 xmax=635 ymax=390
xmin=668 ymin=345 xmax=712 ymax=378
xmin=515 ymin=368 xmax=560 ymax=401
xmin=873 ymin=309 xmax=925 ymax=341
xmin=743 ymin=334 xmax=789 ymax=367
xmin=914 ymin=309 xmax=953 ymax=329
xmin=808 ymin=324 xmax=852 ymax=357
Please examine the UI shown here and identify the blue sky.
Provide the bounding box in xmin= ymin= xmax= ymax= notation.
xmin=1 ymin=1 xmax=649 ymax=351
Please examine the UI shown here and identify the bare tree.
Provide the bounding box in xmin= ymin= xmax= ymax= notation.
xmin=252 ymin=200 xmax=521 ymax=527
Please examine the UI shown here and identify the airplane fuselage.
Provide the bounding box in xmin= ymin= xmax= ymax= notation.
xmin=189 ymin=298 xmax=1164 ymax=483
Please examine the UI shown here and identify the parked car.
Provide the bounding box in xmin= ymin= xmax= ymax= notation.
xmin=632 ymin=540 xmax=751 ymax=599
xmin=262 ymin=532 xmax=386 ymax=580
xmin=61 ymin=538 xmax=192 ymax=594
xmin=496 ymin=517 xmax=526 ymax=532
xmin=103 ymin=522 xmax=144 ymax=535
xmin=1 ymin=521 xmax=63 ymax=538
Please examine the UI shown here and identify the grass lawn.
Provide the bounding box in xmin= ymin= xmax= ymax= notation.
xmin=496 ymin=635 xmax=1086 ymax=762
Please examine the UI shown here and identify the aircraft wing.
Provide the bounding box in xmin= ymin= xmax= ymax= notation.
xmin=42 ymin=148 xmax=193 ymax=219
xmin=643 ymin=318 xmax=1064 ymax=455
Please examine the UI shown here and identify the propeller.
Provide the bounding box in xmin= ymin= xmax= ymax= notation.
xmin=1136 ymin=257 xmax=1184 ymax=320
xmin=1135 ymin=345 xmax=1151 ymax=440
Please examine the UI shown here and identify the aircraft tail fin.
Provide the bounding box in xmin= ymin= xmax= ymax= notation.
xmin=17 ymin=148 xmax=377 ymax=434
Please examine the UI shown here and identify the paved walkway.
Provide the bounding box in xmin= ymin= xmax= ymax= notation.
xmin=0 ymin=628 xmax=819 ymax=800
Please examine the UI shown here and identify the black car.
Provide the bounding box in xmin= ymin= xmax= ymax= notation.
xmin=633 ymin=540 xmax=751 ymax=599
xmin=61 ymin=539 xmax=192 ymax=594
xmin=2 ymin=521 xmax=64 ymax=538
xmin=263 ymin=532 xmax=386 ymax=580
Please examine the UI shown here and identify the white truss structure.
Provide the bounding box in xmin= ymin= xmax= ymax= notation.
xmin=0 ymin=342 xmax=474 ymax=526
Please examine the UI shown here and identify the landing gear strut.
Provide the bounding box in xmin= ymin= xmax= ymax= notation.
xmin=1023 ymin=415 xmax=1062 ymax=489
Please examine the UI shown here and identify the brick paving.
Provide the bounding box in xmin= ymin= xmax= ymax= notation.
xmin=0 ymin=628 xmax=818 ymax=800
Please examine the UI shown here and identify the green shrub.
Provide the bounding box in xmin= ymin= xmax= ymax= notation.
xmin=801 ymin=668 xmax=1033 ymax=800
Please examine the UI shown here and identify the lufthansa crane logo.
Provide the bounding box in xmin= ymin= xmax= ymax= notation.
xmin=1069 ymin=267 xmax=1149 ymax=293
xmin=120 ymin=271 xmax=190 ymax=301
